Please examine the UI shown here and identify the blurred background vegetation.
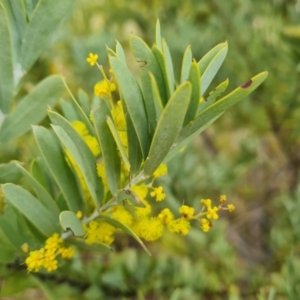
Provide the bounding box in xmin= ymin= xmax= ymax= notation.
xmin=1 ymin=0 xmax=300 ymax=299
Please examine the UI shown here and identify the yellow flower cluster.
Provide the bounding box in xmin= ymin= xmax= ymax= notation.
xmin=111 ymin=100 xmax=128 ymax=151
xmin=86 ymin=53 xmax=98 ymax=66
xmin=84 ymin=220 xmax=115 ymax=245
xmin=94 ymin=80 xmax=116 ymax=98
xmin=25 ymin=234 xmax=74 ymax=273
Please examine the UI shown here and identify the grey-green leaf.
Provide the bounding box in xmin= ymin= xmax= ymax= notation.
xmin=2 ymin=183 xmax=60 ymax=236
xmin=198 ymin=42 xmax=227 ymax=76
xmin=92 ymin=101 xmax=121 ymax=195
xmin=110 ymin=56 xmax=149 ymax=157
xmin=198 ymin=78 xmax=229 ymax=114
xmin=144 ymin=82 xmax=192 ymax=175
xmin=180 ymin=46 xmax=192 ymax=83
xmin=49 ymin=116 xmax=103 ymax=208
xmin=130 ymin=36 xmax=165 ymax=135
xmin=149 ymin=73 xmax=163 ymax=121
xmin=0 ymin=4 xmax=14 ymax=114
xmin=155 ymin=19 xmax=162 ymax=50
xmin=59 ymin=211 xmax=85 ymax=236
xmin=62 ymin=78 xmax=96 ymax=136
xmin=200 ymin=43 xmax=228 ymax=95
xmin=106 ymin=116 xmax=130 ymax=171
xmin=116 ymin=40 xmax=126 ymax=64
xmin=125 ymin=108 xmax=143 ymax=176
xmin=33 ymin=126 xmax=82 ymax=213
xmin=0 ymin=75 xmax=64 ymax=143
xmin=177 ymin=72 xmax=268 ymax=144
xmin=0 ymin=161 xmax=22 ymax=184
xmin=184 ymin=61 xmax=201 ymax=125
xmin=162 ymin=39 xmax=175 ymax=98
xmin=21 ymin=0 xmax=75 ymax=72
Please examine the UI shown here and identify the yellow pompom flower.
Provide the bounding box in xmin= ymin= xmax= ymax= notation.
xmin=228 ymin=204 xmax=236 ymax=212
xmin=153 ymin=164 xmax=168 ymax=179
xmin=96 ymin=162 xmax=108 ymax=189
xmin=158 ymin=208 xmax=174 ymax=225
xmin=58 ymin=247 xmax=75 ymax=259
xmin=83 ymin=135 xmax=101 ymax=156
xmin=72 ymin=121 xmax=89 ymax=136
xmin=167 ymin=218 xmax=191 ymax=236
xmin=112 ymin=205 xmax=133 ymax=226
xmin=206 ymin=206 xmax=219 ymax=220
xmin=43 ymin=259 xmax=58 ymax=272
xmin=131 ymin=183 xmax=148 ymax=201
xmin=134 ymin=200 xmax=152 ymax=218
xmin=94 ymin=80 xmax=116 ymax=98
xmin=139 ymin=217 xmax=164 ymax=241
xmin=86 ymin=53 xmax=98 ymax=66
xmin=25 ymin=249 xmax=45 ymax=272
xmin=179 ymin=205 xmax=195 ymax=219
xmin=200 ymin=218 xmax=211 ymax=232
xmin=150 ymin=186 xmax=166 ymax=201
xmin=84 ymin=220 xmax=115 ymax=245
xmin=45 ymin=233 xmax=63 ymax=251
xmin=220 ymin=195 xmax=227 ymax=203
xmin=201 ymin=198 xmax=212 ymax=208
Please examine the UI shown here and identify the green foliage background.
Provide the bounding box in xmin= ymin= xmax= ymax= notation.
xmin=1 ymin=0 xmax=300 ymax=299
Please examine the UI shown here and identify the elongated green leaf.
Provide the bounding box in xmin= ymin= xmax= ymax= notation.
xmin=116 ymin=41 xmax=126 ymax=64
xmin=21 ymin=0 xmax=75 ymax=72
xmin=33 ymin=126 xmax=82 ymax=212
xmin=125 ymin=107 xmax=143 ymax=176
xmin=2 ymin=183 xmax=60 ymax=236
xmin=101 ymin=215 xmax=151 ymax=256
xmin=198 ymin=78 xmax=229 ymax=114
xmin=155 ymin=19 xmax=162 ymax=50
xmin=106 ymin=45 xmax=117 ymax=57
xmin=180 ymin=46 xmax=192 ymax=83
xmin=31 ymin=159 xmax=50 ymax=192
xmin=0 ymin=0 xmax=22 ymax=62
xmin=62 ymin=78 xmax=96 ymax=136
xmin=0 ymin=4 xmax=14 ymax=113
xmin=200 ymin=43 xmax=228 ymax=95
xmin=0 ymin=161 xmax=22 ymax=183
xmin=10 ymin=0 xmax=27 ymax=37
xmin=92 ymin=101 xmax=121 ymax=195
xmin=78 ymin=89 xmax=90 ymax=117
xmin=110 ymin=56 xmax=149 ymax=157
xmin=61 ymin=99 xmax=79 ymax=121
xmin=24 ymin=0 xmax=39 ymax=19
xmin=50 ymin=122 xmax=103 ymax=208
xmin=0 ymin=75 xmax=64 ymax=143
xmin=184 ymin=61 xmax=201 ymax=125
xmin=106 ymin=116 xmax=130 ymax=171
xmin=0 ymin=215 xmax=24 ymax=251
xmin=164 ymin=114 xmax=222 ymax=163
xmin=13 ymin=161 xmax=60 ymax=214
xmin=177 ymin=72 xmax=268 ymax=144
xmin=130 ymin=36 xmax=165 ymax=135
xmin=144 ymin=82 xmax=192 ymax=175
xmin=198 ymin=42 xmax=227 ymax=75
xmin=152 ymin=46 xmax=169 ymax=105
xmin=149 ymin=73 xmax=163 ymax=121
xmin=59 ymin=211 xmax=85 ymax=236
xmin=162 ymin=39 xmax=175 ymax=98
